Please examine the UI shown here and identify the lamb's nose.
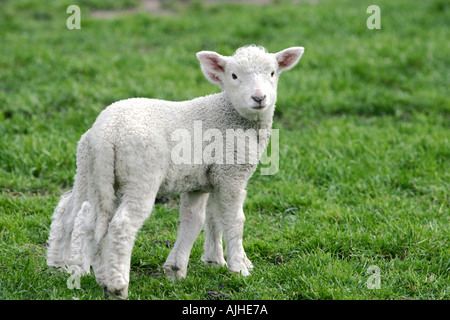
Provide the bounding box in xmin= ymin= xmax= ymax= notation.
xmin=252 ymin=95 xmax=266 ymax=104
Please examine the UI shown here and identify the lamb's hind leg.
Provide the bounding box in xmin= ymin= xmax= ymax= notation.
xmin=164 ymin=192 xmax=209 ymax=280
xmin=104 ymin=193 xmax=156 ymax=299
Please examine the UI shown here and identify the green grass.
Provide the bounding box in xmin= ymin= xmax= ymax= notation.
xmin=0 ymin=0 xmax=449 ymax=300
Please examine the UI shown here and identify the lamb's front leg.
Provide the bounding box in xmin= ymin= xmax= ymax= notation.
xmin=202 ymin=195 xmax=226 ymax=267
xmin=214 ymin=187 xmax=253 ymax=276
xmin=163 ymin=192 xmax=209 ymax=280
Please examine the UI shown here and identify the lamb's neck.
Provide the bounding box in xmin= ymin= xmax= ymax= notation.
xmin=215 ymin=92 xmax=274 ymax=131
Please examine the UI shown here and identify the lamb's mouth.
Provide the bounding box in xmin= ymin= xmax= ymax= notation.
xmin=251 ymin=105 xmax=266 ymax=110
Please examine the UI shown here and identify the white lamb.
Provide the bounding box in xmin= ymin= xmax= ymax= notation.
xmin=46 ymin=45 xmax=304 ymax=299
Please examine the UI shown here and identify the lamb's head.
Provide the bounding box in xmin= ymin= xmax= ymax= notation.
xmin=197 ymin=45 xmax=304 ymax=120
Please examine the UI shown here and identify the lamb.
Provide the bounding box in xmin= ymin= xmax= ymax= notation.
xmin=46 ymin=45 xmax=304 ymax=299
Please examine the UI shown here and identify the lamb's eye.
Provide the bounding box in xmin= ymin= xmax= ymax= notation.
xmin=271 ymin=71 xmax=275 ymax=77
xmin=232 ymin=73 xmax=238 ymax=80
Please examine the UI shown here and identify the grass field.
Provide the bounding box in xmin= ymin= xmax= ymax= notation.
xmin=0 ymin=0 xmax=449 ymax=300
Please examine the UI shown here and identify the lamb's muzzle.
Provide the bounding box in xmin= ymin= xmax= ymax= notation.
xmin=252 ymin=94 xmax=266 ymax=104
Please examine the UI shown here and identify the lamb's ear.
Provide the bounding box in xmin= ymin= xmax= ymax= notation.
xmin=275 ymin=47 xmax=304 ymax=73
xmin=196 ymin=51 xmax=228 ymax=88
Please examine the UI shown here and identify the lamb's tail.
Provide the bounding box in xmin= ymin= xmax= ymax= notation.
xmin=86 ymin=132 xmax=117 ymax=245
xmin=47 ymin=131 xmax=91 ymax=270
xmin=46 ymin=189 xmax=74 ymax=269
xmin=47 ymin=128 xmax=117 ymax=272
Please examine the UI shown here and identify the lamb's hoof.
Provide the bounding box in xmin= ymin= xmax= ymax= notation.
xmin=244 ymin=257 xmax=254 ymax=271
xmin=201 ymin=256 xmax=227 ymax=268
xmin=229 ymin=268 xmax=250 ymax=277
xmin=105 ymin=286 xmax=128 ymax=300
xmin=104 ymin=279 xmax=129 ymax=300
xmin=163 ymin=264 xmax=186 ymax=281
xmin=228 ymin=259 xmax=252 ymax=277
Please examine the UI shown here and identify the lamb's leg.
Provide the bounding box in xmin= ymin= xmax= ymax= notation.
xmin=86 ymin=201 xmax=110 ymax=290
xmin=164 ymin=192 xmax=209 ymax=280
xmin=214 ymin=187 xmax=253 ymax=276
xmin=104 ymin=195 xmax=155 ymax=299
xmin=68 ymin=201 xmax=91 ymax=275
xmin=201 ymin=194 xmax=226 ymax=267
